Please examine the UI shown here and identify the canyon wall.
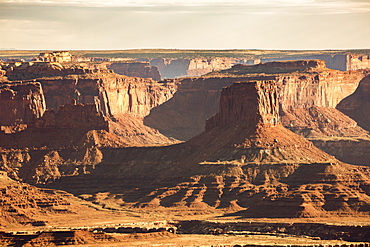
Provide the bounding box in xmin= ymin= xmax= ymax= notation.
xmin=108 ymin=62 xmax=161 ymax=81
xmin=262 ymin=53 xmax=370 ymax=71
xmin=145 ymin=61 xmax=367 ymax=140
xmin=47 ymin=80 xmax=370 ymax=218
xmin=2 ymin=61 xmax=110 ymax=81
xmin=145 ymin=53 xmax=370 ymax=79
xmin=148 ymin=57 xmax=236 ymax=78
xmin=205 ymin=81 xmax=279 ymax=131
xmin=30 ymin=103 xmax=109 ymax=131
xmin=0 ymin=61 xmax=177 ymax=125
xmin=0 ymin=82 xmax=46 ymax=126
xmin=337 ymin=74 xmax=370 ymax=131
xmin=144 ymin=76 xmax=272 ymax=140
xmin=38 ymin=75 xmax=177 ymax=118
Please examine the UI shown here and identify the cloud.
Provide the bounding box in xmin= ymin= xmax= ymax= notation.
xmin=1 ymin=0 xmax=369 ymax=15
xmin=0 ymin=0 xmax=368 ymax=50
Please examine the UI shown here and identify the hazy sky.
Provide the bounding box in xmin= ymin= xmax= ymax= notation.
xmin=0 ymin=0 xmax=369 ymax=50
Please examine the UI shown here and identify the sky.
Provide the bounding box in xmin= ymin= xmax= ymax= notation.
xmin=0 ymin=0 xmax=369 ymax=50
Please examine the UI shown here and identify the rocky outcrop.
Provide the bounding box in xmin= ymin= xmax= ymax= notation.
xmin=0 ymin=82 xmax=46 ymax=127
xmin=34 ymin=51 xmax=72 ymax=63
xmin=187 ymin=57 xmax=236 ymax=76
xmin=47 ymin=80 xmax=370 ymax=218
xmin=0 ymin=172 xmax=79 ymax=226
xmin=38 ymin=75 xmax=177 ymax=119
xmin=337 ymin=75 xmax=370 ymax=131
xmin=346 ymin=54 xmax=370 ymax=71
xmin=261 ymin=53 xmax=370 ymax=71
xmin=109 ymin=62 xmax=161 ymax=81
xmin=144 ymin=76 xmax=258 ymax=140
xmin=145 ymin=61 xmax=367 ymax=141
xmin=205 ymin=81 xmax=279 ymax=130
xmin=2 ymin=61 xmax=111 ymax=81
xmin=226 ymin=60 xmax=327 ymax=74
xmin=30 ymin=103 xmax=109 ymax=131
xmin=149 ymin=57 xmax=236 ymax=78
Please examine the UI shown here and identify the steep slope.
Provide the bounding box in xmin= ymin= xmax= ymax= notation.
xmin=50 ymin=80 xmax=370 ymax=218
xmin=0 ymin=81 xmax=45 ymax=128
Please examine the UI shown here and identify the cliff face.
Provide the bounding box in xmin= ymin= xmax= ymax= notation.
xmin=276 ymin=70 xmax=364 ymax=110
xmin=261 ymin=53 xmax=370 ymax=71
xmin=47 ymin=81 xmax=370 ymax=218
xmin=3 ymin=62 xmax=110 ymax=81
xmin=145 ymin=61 xmax=367 ymax=141
xmin=187 ymin=57 xmax=236 ymax=76
xmin=108 ymin=62 xmax=161 ymax=81
xmin=0 ymin=82 xmax=46 ymax=127
xmin=30 ymin=103 xmax=109 ymax=131
xmin=144 ymin=76 xmax=270 ymax=140
xmin=206 ymin=81 xmax=279 ymax=131
xmin=227 ymin=60 xmax=327 ymax=74
xmin=337 ymin=75 xmax=370 ymax=131
xmin=38 ymin=75 xmax=177 ymax=119
xmin=149 ymin=57 xmax=236 ymax=78
xmin=0 ymin=63 xmax=179 ymax=184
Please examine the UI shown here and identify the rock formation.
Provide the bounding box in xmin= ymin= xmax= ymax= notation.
xmin=148 ymin=57 xmax=236 ymax=78
xmin=109 ymin=62 xmax=161 ymax=81
xmin=48 ymin=80 xmax=370 ymax=218
xmin=34 ymin=51 xmax=72 ymax=63
xmin=337 ymin=74 xmax=370 ymax=131
xmin=4 ymin=61 xmax=116 ymax=81
xmin=0 ymin=171 xmax=89 ymax=226
xmin=145 ymin=60 xmax=368 ymax=141
xmin=262 ymin=53 xmax=370 ymax=71
xmin=0 ymin=60 xmax=180 ymax=184
xmin=0 ymin=82 xmax=46 ymax=128
xmin=37 ymin=74 xmax=176 ymax=119
xmin=0 ymin=100 xmax=179 ymax=184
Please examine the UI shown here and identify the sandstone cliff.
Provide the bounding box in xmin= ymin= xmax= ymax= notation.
xmin=149 ymin=57 xmax=236 ymax=78
xmin=38 ymin=74 xmax=176 ymax=119
xmin=0 ymin=82 xmax=46 ymax=127
xmin=337 ymin=74 xmax=370 ymax=131
xmin=47 ymin=80 xmax=370 ymax=218
xmin=3 ymin=61 xmax=110 ymax=81
xmin=109 ymin=62 xmax=161 ymax=81
xmin=145 ymin=61 xmax=367 ymax=141
xmin=261 ymin=53 xmax=370 ymax=71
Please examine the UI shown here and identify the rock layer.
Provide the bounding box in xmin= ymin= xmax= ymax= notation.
xmin=48 ymin=80 xmax=370 ymax=218
xmin=145 ymin=61 xmax=367 ymax=141
xmin=0 ymin=82 xmax=46 ymax=127
xmin=149 ymin=57 xmax=236 ymax=78
xmin=38 ymin=75 xmax=176 ymax=119
xmin=109 ymin=62 xmax=161 ymax=81
xmin=337 ymin=74 xmax=370 ymax=131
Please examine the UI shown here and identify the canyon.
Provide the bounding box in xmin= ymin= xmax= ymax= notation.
xmin=1 ymin=52 xmax=370 ymax=246
xmin=145 ymin=60 xmax=370 ymax=167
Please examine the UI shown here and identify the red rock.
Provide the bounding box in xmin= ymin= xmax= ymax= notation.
xmin=0 ymin=82 xmax=45 ymax=127
xmin=109 ymin=62 xmax=161 ymax=81
xmin=30 ymin=103 xmax=109 ymax=131
xmin=337 ymin=74 xmax=370 ymax=131
xmin=149 ymin=57 xmax=236 ymax=78
xmin=50 ymin=80 xmax=370 ymax=218
xmin=38 ymin=75 xmax=177 ymax=119
xmin=145 ymin=61 xmax=367 ymax=141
